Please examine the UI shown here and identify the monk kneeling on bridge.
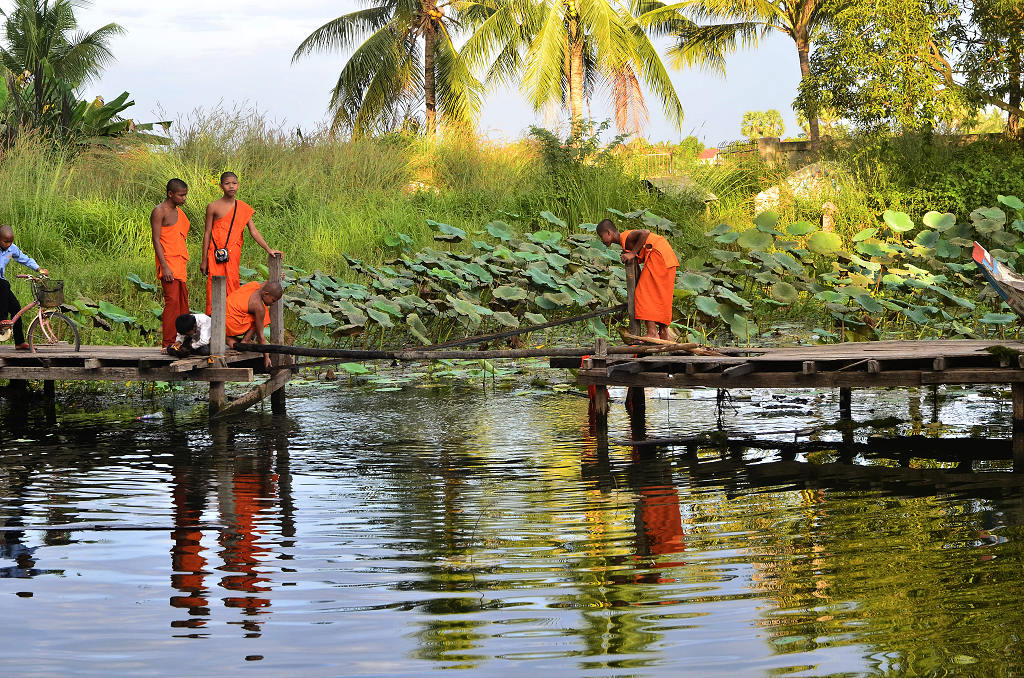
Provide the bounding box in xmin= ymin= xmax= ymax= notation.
xmin=225 ymin=280 xmax=282 ymax=369
xmin=596 ymin=218 xmax=679 ymax=340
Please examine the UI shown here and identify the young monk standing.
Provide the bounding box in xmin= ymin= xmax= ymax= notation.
xmin=151 ymin=178 xmax=190 ymax=349
xmin=596 ymin=218 xmax=679 ymax=340
xmin=200 ymin=172 xmax=282 ymax=315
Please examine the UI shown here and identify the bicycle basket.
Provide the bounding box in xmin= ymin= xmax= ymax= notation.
xmin=32 ymin=279 xmax=64 ymax=308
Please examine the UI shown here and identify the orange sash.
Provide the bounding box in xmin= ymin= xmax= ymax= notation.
xmin=206 ymin=200 xmax=255 ymax=314
xmin=225 ymin=281 xmax=269 ymax=337
xmin=156 ymin=208 xmax=190 ymax=281
xmin=621 ymin=230 xmax=678 ymax=325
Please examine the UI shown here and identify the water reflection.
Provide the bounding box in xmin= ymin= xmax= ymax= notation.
xmin=3 ymin=385 xmax=1024 ymax=675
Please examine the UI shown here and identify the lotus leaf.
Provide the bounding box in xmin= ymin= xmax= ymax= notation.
xmin=641 ymin=211 xmax=677 ymax=234
xmin=535 ymin=295 xmax=557 ymax=310
xmin=485 ymin=221 xmax=513 ymax=241
xmin=301 ymin=311 xmax=336 ymax=327
xmin=239 ymin=265 xmax=258 ymax=280
xmin=992 ymin=230 xmax=1020 ymax=249
xmin=981 ymin=312 xmax=1017 ymax=325
xmin=786 ymin=221 xmax=816 ymax=236
xmin=126 ymin=273 xmax=158 ymax=293
xmin=971 ymin=206 xmax=1006 ymax=234
xmin=493 ymin=285 xmax=528 ymax=301
xmin=366 ymin=307 xmax=394 ymax=328
xmin=678 ymin=272 xmax=712 ymax=293
xmin=901 ymin=307 xmax=932 ymax=324
xmin=934 ymin=239 xmax=961 ymax=259
xmin=773 ymin=251 xmax=805 ymax=275
xmin=461 ymin=262 xmax=493 ymax=284
xmin=771 ymin=282 xmax=798 ymax=304
xmin=371 ymin=299 xmax=402 ymax=317
xmin=737 ymin=229 xmax=773 ymax=250
xmin=565 ymin=288 xmax=595 ymax=306
xmin=579 ymin=222 xmax=597 ymax=232
xmin=808 ymin=231 xmax=843 ymax=254
xmin=540 ymin=292 xmax=573 ymax=307
xmin=712 ymin=249 xmax=741 ymax=262
xmin=853 ymin=294 xmax=884 ymax=313
xmin=716 ymin=286 xmax=752 ymax=309
xmin=473 ymin=240 xmax=495 ymax=252
xmin=384 ymin=232 xmax=414 ymax=248
xmin=729 ymin=314 xmax=755 ymax=342
xmin=539 ymin=211 xmax=568 ymax=229
xmin=999 ymin=195 xmax=1024 ymax=211
xmin=914 ymin=230 xmax=939 ymax=248
xmin=707 ymin=224 xmax=733 ymax=237
xmin=853 ymin=228 xmax=878 ymax=242
xmin=991 ymin=248 xmax=1018 ymax=262
xmin=923 ymin=211 xmax=956 ymax=231
xmin=492 ymin=311 xmax=519 ymax=328
xmin=694 ymin=296 xmax=720 ymax=317
xmin=545 ymin=253 xmax=571 ymax=270
xmin=587 ymin=316 xmax=609 ymax=337
xmin=883 ymin=210 xmax=915 ymax=233
xmin=524 ymin=312 xmax=547 ymax=325
xmin=753 ymin=211 xmax=779 ymax=229
xmin=715 ymin=231 xmax=741 ymax=244
xmin=97 ymin=300 xmax=135 ymax=323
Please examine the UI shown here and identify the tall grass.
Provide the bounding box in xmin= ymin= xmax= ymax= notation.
xmin=0 ymin=110 xmax=712 ymax=344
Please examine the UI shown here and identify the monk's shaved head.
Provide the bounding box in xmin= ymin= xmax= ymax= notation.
xmin=166 ymin=178 xmax=187 ymax=193
xmin=262 ymin=280 xmax=283 ymax=298
xmin=596 ymin=219 xmax=616 ymax=235
xmin=220 ymin=171 xmax=238 ymax=183
xmin=0 ymin=224 xmax=13 ymax=238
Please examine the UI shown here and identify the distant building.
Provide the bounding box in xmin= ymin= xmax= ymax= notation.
xmin=698 ymin=148 xmax=720 ymax=165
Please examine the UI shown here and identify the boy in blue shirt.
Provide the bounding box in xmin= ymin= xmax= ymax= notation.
xmin=0 ymin=224 xmax=49 ymax=349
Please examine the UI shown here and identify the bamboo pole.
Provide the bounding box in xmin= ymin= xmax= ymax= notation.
xmin=232 ymin=342 xmax=713 ymax=362
xmin=209 ymin=275 xmax=227 ymax=414
xmin=625 ymin=259 xmax=641 ymax=336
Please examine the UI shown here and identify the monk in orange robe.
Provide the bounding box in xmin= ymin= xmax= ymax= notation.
xmin=151 ymin=178 xmax=191 ymax=348
xmin=597 ymin=219 xmax=679 ymax=340
xmin=224 ymin=280 xmax=282 ymax=369
xmin=201 ymin=172 xmax=282 ymax=315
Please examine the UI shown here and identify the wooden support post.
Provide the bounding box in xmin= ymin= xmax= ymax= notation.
xmin=802 ymin=361 xmax=816 ymax=375
xmin=209 ymin=275 xmax=227 ymax=415
xmin=268 ymin=253 xmax=287 ymax=414
xmin=839 ymin=387 xmax=852 ymax=420
xmin=43 ymin=379 xmax=55 ymax=401
xmin=932 ymin=357 xmax=947 ymax=372
xmin=866 ymin=359 xmax=881 ymax=374
xmin=1013 ymin=383 xmax=1024 ymax=428
xmin=625 ymin=260 xmax=642 ymax=336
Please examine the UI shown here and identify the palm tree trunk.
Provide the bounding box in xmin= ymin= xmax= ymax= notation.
xmin=796 ymin=34 xmax=820 ymax=143
xmin=568 ymin=24 xmax=584 ymax=131
xmin=1008 ymin=40 xmax=1021 ymax=138
xmin=424 ymin=24 xmax=437 ymax=138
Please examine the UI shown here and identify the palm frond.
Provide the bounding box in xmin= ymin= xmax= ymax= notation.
xmin=292 ymin=5 xmax=399 ymax=61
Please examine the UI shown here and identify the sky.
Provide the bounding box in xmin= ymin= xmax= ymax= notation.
xmin=43 ymin=0 xmax=807 ymax=147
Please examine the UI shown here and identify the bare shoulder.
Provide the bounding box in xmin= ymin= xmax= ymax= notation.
xmin=151 ymin=202 xmax=176 ymax=226
xmin=207 ymin=198 xmax=229 ymax=220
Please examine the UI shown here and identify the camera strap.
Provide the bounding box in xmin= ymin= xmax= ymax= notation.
xmin=212 ymin=201 xmax=239 ymax=252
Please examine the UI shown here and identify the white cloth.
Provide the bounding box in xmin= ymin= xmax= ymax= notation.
xmin=174 ymin=313 xmax=211 ymax=349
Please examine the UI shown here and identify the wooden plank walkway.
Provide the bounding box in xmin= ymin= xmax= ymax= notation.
xmin=0 ymin=345 xmax=258 ymax=383
xmin=573 ymin=340 xmax=1024 ymax=389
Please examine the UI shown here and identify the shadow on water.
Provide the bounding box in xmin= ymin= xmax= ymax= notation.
xmin=3 ymin=384 xmax=1024 ymax=675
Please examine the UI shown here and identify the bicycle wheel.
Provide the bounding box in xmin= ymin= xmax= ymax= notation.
xmin=28 ymin=311 xmax=81 ymax=352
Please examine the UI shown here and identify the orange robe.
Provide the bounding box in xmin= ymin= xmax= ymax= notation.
xmin=225 ymin=281 xmax=269 ymax=338
xmin=205 ymin=199 xmax=256 ymax=315
xmin=156 ymin=207 xmax=190 ymax=281
xmin=621 ymin=230 xmax=679 ymax=326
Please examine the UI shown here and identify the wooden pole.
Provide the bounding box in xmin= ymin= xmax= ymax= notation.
xmin=43 ymin=379 xmax=55 ymax=401
xmin=839 ymin=387 xmax=852 ymax=420
xmin=625 ymin=260 xmax=642 ymax=336
xmin=209 ymin=275 xmax=227 ymax=415
xmin=1014 ymin=383 xmax=1024 ymax=428
xmin=268 ymin=253 xmax=287 ymax=414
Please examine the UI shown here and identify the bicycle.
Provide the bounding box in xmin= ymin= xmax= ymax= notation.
xmin=0 ymin=273 xmax=80 ymax=352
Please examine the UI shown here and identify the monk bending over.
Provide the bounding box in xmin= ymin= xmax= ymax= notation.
xmin=597 ymin=218 xmax=679 ymax=340
xmin=224 ymin=279 xmax=282 ymax=369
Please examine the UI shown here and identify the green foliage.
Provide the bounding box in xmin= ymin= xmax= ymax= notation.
xmin=741 ymin=110 xmax=785 ymax=140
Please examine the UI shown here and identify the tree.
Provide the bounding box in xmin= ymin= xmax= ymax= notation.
xmin=940 ymin=0 xmax=1024 ymax=137
xmin=292 ymin=0 xmax=483 ymax=137
xmin=669 ymin=0 xmax=846 ymax=143
xmin=799 ymin=0 xmax=960 ymax=133
xmin=741 ymin=109 xmax=784 ymax=139
xmin=0 ymin=0 xmax=122 ymax=138
xmin=460 ymin=0 xmax=684 ymax=135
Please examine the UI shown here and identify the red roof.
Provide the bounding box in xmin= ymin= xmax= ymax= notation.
xmin=698 ymin=148 xmax=719 ymax=160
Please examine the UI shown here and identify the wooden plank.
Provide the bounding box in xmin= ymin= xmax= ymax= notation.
xmin=608 ymin=360 xmax=644 ymax=376
xmin=0 ymin=366 xmax=253 ymax=382
xmin=213 ymin=369 xmax=291 ymax=419
xmin=723 ymin=362 xmax=755 ymax=378
xmin=625 ymin=260 xmax=641 ymax=336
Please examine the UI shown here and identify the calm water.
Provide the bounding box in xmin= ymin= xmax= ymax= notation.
xmin=2 ymin=381 xmax=1024 ymax=677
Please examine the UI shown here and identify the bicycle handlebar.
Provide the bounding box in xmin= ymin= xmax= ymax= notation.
xmin=16 ymin=273 xmax=47 ymax=279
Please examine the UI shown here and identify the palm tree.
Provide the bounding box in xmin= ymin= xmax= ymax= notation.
xmin=0 ymin=0 xmax=123 ymax=136
xmin=292 ymin=0 xmax=483 ymax=137
xmin=669 ymin=0 xmax=843 ymax=142
xmin=460 ymin=0 xmax=685 ymax=136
